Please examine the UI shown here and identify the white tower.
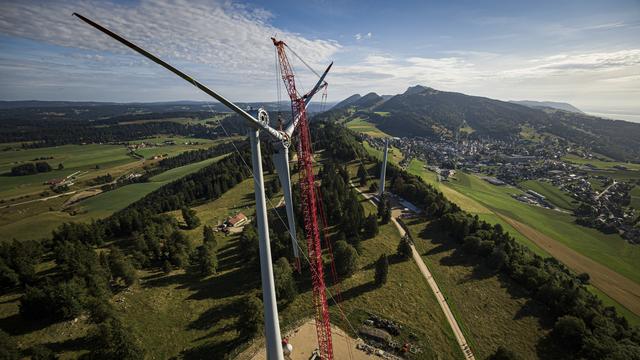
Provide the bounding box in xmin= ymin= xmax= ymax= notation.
xmin=378 ymin=138 xmax=389 ymax=197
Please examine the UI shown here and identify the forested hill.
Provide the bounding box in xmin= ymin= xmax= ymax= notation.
xmin=320 ymin=85 xmax=640 ymax=162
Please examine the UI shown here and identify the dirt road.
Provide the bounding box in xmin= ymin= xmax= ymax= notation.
xmin=499 ymin=215 xmax=640 ymax=316
xmin=351 ymin=183 xmax=475 ymax=359
xmin=391 ymin=214 xmax=475 ymax=360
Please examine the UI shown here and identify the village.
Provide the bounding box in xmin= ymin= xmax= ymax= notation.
xmin=363 ymin=132 xmax=640 ymax=244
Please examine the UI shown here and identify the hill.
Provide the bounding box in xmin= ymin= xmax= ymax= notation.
xmin=510 ymin=100 xmax=584 ymax=114
xmin=331 ymin=94 xmax=362 ymax=110
xmin=352 ymin=92 xmax=385 ymax=109
xmin=325 ymin=86 xmax=640 ymax=161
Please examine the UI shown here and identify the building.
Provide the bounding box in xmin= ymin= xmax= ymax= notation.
xmin=228 ymin=212 xmax=248 ymax=227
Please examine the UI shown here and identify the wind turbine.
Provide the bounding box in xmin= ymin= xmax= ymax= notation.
xmin=72 ymin=13 xmax=332 ymax=360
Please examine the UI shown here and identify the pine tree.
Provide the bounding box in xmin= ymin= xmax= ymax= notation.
xmin=374 ymin=253 xmax=389 ymax=286
xmin=357 ymin=163 xmax=368 ymax=186
xmin=273 ymin=257 xmax=297 ymax=303
xmin=378 ymin=195 xmax=391 ymax=224
xmin=397 ymin=236 xmax=412 ymax=260
xmin=91 ymin=317 xmax=145 ymax=360
xmin=181 ymin=207 xmax=200 ymax=229
xmin=203 ymin=225 xmax=217 ymax=249
xmin=238 ymin=295 xmax=264 ymax=339
xmin=107 ymin=247 xmax=137 ymax=286
xmin=334 ymin=241 xmax=358 ymax=277
xmin=363 ymin=214 xmax=379 ymax=239
xmin=189 ymin=244 xmax=217 ymax=277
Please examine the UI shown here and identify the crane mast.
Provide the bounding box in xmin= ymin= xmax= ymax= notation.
xmin=272 ymin=37 xmax=334 ymax=360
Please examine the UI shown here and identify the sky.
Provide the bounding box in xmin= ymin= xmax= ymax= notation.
xmin=0 ymin=0 xmax=639 ymax=121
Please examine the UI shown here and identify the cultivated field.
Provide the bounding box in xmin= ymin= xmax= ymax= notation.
xmin=0 ymin=145 xmax=230 ymax=241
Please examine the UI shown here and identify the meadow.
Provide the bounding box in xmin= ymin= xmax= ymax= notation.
xmin=407 ymin=218 xmax=550 ymax=359
xmin=0 ymin=153 xmax=229 ymax=241
xmin=520 ymin=179 xmax=578 ymax=210
xmin=345 ymin=117 xmax=389 ymax=138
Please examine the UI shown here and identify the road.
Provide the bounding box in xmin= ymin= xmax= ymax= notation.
xmin=595 ymin=180 xmax=617 ymax=200
xmin=0 ymin=180 xmax=117 ymax=209
xmin=390 ymin=214 xmax=475 ymax=360
xmin=351 ymin=183 xmax=475 ymax=359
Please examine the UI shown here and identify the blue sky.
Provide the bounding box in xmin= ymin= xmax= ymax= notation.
xmin=0 ymin=0 xmax=639 ymax=121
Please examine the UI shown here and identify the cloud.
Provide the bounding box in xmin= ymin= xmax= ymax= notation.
xmin=327 ymin=48 xmax=640 ymax=114
xmin=500 ymin=49 xmax=640 ymax=78
xmin=0 ymin=0 xmax=341 ymax=75
xmin=354 ymin=32 xmax=372 ymax=41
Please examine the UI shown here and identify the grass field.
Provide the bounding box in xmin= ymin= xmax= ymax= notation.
xmin=384 ymin=154 xmax=640 ymax=321
xmin=407 ymin=218 xmax=550 ymax=359
xmin=363 ymin=142 xmax=404 ymax=166
xmin=631 ymin=185 xmax=640 ymax=209
xmin=403 ymin=160 xmax=640 ymax=320
xmin=520 ymin=179 xmax=578 ymax=210
xmin=0 ymin=144 xmax=136 ymax=199
xmin=0 ymin=154 xmax=229 ymax=241
xmin=444 ymin=171 xmax=640 ymax=286
xmin=345 ymin=117 xmax=389 ymax=138
xmin=562 ymin=153 xmax=640 ymax=171
xmin=0 ymin=177 xmax=260 ymax=359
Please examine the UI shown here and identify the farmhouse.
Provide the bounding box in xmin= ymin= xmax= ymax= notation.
xmin=228 ymin=212 xmax=248 ymax=227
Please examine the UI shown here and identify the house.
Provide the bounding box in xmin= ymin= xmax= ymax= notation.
xmin=228 ymin=212 xmax=248 ymax=227
xmin=45 ymin=178 xmax=65 ymax=186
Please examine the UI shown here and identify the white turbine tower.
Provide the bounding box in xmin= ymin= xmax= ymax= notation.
xmin=378 ymin=138 xmax=389 ymax=197
xmin=72 ymin=13 xmax=332 ymax=360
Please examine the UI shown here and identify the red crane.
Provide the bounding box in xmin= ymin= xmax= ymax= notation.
xmin=272 ymin=37 xmax=334 ymax=360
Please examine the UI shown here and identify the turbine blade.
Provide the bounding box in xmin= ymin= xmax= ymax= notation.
xmin=72 ymin=12 xmax=283 ymax=140
xmin=285 ymin=61 xmax=333 ymax=137
xmin=272 ymin=145 xmax=300 ymax=267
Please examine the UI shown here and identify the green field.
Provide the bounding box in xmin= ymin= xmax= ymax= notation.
xmin=563 ymin=153 xmax=640 ymax=171
xmin=0 ymin=154 xmax=229 ymax=241
xmin=408 ymin=219 xmax=549 ymax=359
xmin=128 ymin=136 xmax=217 ymax=159
xmin=345 ymin=117 xmax=389 ymax=138
xmin=442 ymin=171 xmax=640 ymax=285
xmin=0 ymin=144 xmax=137 ymax=199
xmin=520 ymin=179 xmax=578 ymax=210
xmin=363 ymin=141 xmax=404 ymax=165
xmin=631 ymin=186 xmax=640 ymax=209
xmin=403 ymin=159 xmax=640 ymax=286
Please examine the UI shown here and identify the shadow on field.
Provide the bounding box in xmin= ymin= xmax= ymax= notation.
xmin=188 ymin=299 xmax=241 ymax=331
xmin=44 ymin=336 xmax=93 ymax=354
xmin=217 ymin=238 xmax=243 ymax=272
xmin=0 ymin=313 xmax=53 ymax=335
xmin=187 ymin=268 xmax=257 ymax=301
xmin=180 ymin=337 xmax=244 ymax=360
xmin=142 ymin=272 xmax=191 ymax=288
xmin=339 ymin=281 xmax=376 ymax=303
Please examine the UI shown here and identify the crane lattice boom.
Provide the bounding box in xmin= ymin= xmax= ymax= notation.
xmin=272 ymin=37 xmax=334 ymax=360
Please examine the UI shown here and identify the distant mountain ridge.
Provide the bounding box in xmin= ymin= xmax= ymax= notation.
xmin=319 ymin=85 xmax=640 ymax=161
xmin=0 ymin=100 xmax=334 ymax=113
xmin=510 ymin=100 xmax=584 ymax=114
